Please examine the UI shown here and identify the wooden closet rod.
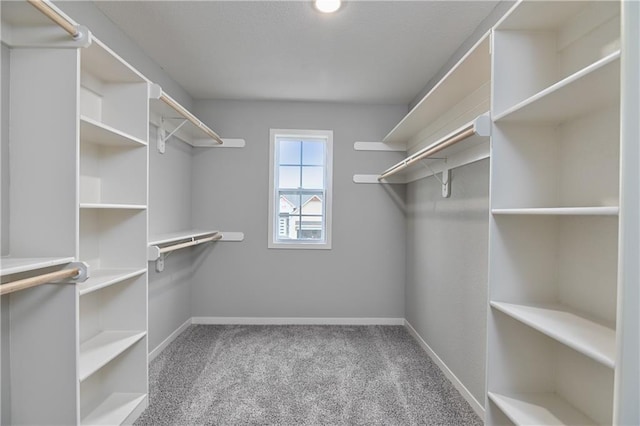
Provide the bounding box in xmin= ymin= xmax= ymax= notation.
xmin=27 ymin=0 xmax=79 ymax=38
xmin=0 ymin=267 xmax=79 ymax=296
xmin=159 ymin=93 xmax=223 ymax=145
xmin=158 ymin=233 xmax=223 ymax=255
xmin=378 ymin=126 xmax=476 ymax=181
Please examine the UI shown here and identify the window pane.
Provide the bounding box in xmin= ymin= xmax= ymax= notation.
xmin=279 ymin=140 xmax=301 ymax=165
xmin=296 ymin=215 xmax=324 ymax=240
xmin=278 ymin=192 xmax=300 ymax=215
xmin=302 ymin=166 xmax=324 ymax=189
xmin=302 ymin=141 xmax=324 ymax=165
xmin=279 ymin=166 xmax=300 ymax=189
xmin=300 ymin=194 xmax=323 ymax=215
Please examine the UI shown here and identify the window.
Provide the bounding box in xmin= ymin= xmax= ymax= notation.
xmin=268 ymin=129 xmax=333 ymax=249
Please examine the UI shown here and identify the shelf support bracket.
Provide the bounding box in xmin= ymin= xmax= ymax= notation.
xmin=157 ymin=118 xmax=188 ymax=154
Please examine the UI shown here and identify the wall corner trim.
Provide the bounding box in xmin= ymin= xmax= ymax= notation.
xmin=404 ymin=320 xmax=485 ymax=420
xmin=149 ymin=318 xmax=193 ymax=362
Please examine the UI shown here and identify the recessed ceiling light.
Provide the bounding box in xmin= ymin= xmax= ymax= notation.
xmin=314 ymin=0 xmax=342 ymax=14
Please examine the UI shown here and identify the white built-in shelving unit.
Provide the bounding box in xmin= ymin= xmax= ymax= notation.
xmin=1 ymin=1 xmax=150 ymax=424
xmin=1 ymin=1 xmax=84 ymax=423
xmin=77 ymin=36 xmax=149 ymax=426
xmin=486 ymin=1 xmax=623 ymax=425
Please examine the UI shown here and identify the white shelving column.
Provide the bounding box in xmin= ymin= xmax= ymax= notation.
xmin=486 ymin=1 xmax=622 ymax=425
xmin=1 ymin=1 xmax=82 ymax=422
xmin=615 ymin=1 xmax=640 ymax=424
xmin=77 ymin=37 xmax=149 ymax=425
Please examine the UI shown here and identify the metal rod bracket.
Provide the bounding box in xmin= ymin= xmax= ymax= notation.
xmin=442 ymin=167 xmax=451 ymax=198
xmin=155 ymin=254 xmax=165 ymax=273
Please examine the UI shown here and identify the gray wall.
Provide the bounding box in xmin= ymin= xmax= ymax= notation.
xmin=405 ymin=159 xmax=490 ymax=405
xmin=1 ymin=41 xmax=10 ymax=426
xmin=190 ymin=100 xmax=407 ymax=319
xmin=147 ymin=126 xmax=194 ymax=352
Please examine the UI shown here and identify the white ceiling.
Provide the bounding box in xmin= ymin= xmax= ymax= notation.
xmin=93 ymin=1 xmax=499 ymax=104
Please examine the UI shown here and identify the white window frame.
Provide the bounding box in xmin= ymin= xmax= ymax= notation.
xmin=268 ymin=129 xmax=333 ymax=250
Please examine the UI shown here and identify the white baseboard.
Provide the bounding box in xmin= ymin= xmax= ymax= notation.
xmin=404 ymin=320 xmax=485 ymax=420
xmin=192 ymin=317 xmax=405 ymax=326
xmin=149 ymin=318 xmax=192 ymax=362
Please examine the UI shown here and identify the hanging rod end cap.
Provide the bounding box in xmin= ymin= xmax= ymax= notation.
xmin=69 ymin=261 xmax=90 ymax=282
xmin=74 ymin=26 xmax=92 ymax=48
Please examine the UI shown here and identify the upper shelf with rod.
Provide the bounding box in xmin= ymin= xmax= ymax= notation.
xmin=149 ymin=84 xmax=245 ymax=152
xmin=379 ymin=114 xmax=490 ymax=184
xmin=353 ymin=32 xmax=491 ymax=195
xmin=381 ymin=33 xmax=490 ymax=151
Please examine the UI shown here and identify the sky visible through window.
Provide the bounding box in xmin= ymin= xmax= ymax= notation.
xmin=278 ymin=139 xmax=325 ymax=189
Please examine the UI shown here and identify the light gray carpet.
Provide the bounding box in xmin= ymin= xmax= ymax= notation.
xmin=135 ymin=325 xmax=482 ymax=425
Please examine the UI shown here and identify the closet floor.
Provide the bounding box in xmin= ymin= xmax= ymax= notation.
xmin=135 ymin=325 xmax=481 ymax=425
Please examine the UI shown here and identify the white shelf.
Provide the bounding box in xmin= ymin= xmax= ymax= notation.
xmin=80 ymin=203 xmax=147 ymax=210
xmin=492 ymin=207 xmax=619 ymax=216
xmin=0 ymin=256 xmax=75 ymax=276
xmin=80 ymin=116 xmax=147 ymax=147
xmin=383 ymin=34 xmax=490 ymax=147
xmin=148 ymin=229 xmax=219 ymax=246
xmin=488 ymin=392 xmax=597 ymax=426
xmin=491 ymin=301 xmax=616 ymax=368
xmin=81 ymin=393 xmax=146 ymax=426
xmin=79 ymin=330 xmax=146 ymax=381
xmin=77 ymin=268 xmax=146 ymax=296
xmin=81 ymin=37 xmax=146 ymax=84
xmin=494 ymin=52 xmax=620 ymax=123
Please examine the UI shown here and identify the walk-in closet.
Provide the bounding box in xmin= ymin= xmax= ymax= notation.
xmin=1 ymin=0 xmax=638 ymax=425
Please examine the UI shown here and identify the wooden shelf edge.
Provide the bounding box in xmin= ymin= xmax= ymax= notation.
xmin=491 ymin=301 xmax=616 ymax=369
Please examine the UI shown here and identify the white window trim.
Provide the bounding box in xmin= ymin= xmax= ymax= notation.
xmin=268 ymin=128 xmax=333 ymax=250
